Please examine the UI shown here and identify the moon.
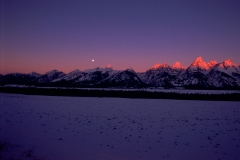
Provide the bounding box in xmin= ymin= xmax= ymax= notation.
xmin=92 ymin=59 xmax=94 ymax=62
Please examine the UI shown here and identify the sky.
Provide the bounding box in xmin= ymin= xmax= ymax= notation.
xmin=1 ymin=0 xmax=240 ymax=74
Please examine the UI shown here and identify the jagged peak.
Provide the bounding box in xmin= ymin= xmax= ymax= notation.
xmin=45 ymin=69 xmax=60 ymax=74
xmin=222 ymin=59 xmax=237 ymax=67
xmin=192 ymin=56 xmax=204 ymax=64
xmin=28 ymin=72 xmax=41 ymax=77
xmin=208 ymin=60 xmax=217 ymax=65
xmin=190 ymin=56 xmax=209 ymax=70
xmin=153 ymin=64 xmax=161 ymax=69
xmin=207 ymin=60 xmax=217 ymax=68
xmin=194 ymin=56 xmax=203 ymax=62
xmin=84 ymin=66 xmax=113 ymax=73
xmin=172 ymin=62 xmax=184 ymax=69
xmin=152 ymin=63 xmax=169 ymax=69
xmin=68 ymin=69 xmax=81 ymax=74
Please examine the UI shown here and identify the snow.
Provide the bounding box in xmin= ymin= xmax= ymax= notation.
xmin=1 ymin=57 xmax=240 ymax=88
xmin=152 ymin=63 xmax=170 ymax=70
xmin=36 ymin=70 xmax=66 ymax=83
xmin=52 ymin=69 xmax=83 ymax=82
xmin=153 ymin=64 xmax=162 ymax=69
xmin=83 ymin=67 xmax=113 ymax=73
xmin=223 ymin=59 xmax=238 ymax=68
xmin=172 ymin=62 xmax=185 ymax=69
xmin=207 ymin=60 xmax=217 ymax=68
xmin=216 ymin=62 xmax=239 ymax=76
xmin=190 ymin=56 xmax=209 ymax=70
xmin=1 ymin=93 xmax=240 ymax=160
xmin=136 ymin=72 xmax=147 ymax=82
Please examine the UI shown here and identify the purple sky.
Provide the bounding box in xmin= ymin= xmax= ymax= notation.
xmin=1 ymin=0 xmax=240 ymax=74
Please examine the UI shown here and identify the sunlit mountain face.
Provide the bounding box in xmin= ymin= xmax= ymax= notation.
xmin=0 ymin=57 xmax=239 ymax=89
xmin=172 ymin=62 xmax=185 ymax=70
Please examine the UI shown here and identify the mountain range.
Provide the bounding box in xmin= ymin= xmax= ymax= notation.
xmin=1 ymin=57 xmax=240 ymax=89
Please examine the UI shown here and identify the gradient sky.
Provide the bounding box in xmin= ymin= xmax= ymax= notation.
xmin=1 ymin=0 xmax=240 ymax=74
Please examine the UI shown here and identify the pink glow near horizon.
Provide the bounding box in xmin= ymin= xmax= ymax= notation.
xmin=1 ymin=55 xmax=239 ymax=75
xmin=1 ymin=1 xmax=240 ymax=75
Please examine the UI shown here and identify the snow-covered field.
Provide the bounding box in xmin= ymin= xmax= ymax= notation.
xmin=0 ymin=93 xmax=240 ymax=160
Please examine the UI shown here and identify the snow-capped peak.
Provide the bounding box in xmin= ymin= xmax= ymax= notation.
xmin=192 ymin=56 xmax=203 ymax=64
xmin=190 ymin=56 xmax=209 ymax=70
xmin=84 ymin=67 xmax=113 ymax=73
xmin=172 ymin=62 xmax=184 ymax=69
xmin=153 ymin=64 xmax=161 ymax=69
xmin=215 ymin=59 xmax=239 ymax=74
xmin=152 ymin=63 xmax=169 ymax=69
xmin=193 ymin=56 xmax=203 ymax=63
xmin=222 ymin=59 xmax=238 ymax=67
xmin=51 ymin=69 xmax=83 ymax=82
xmin=67 ymin=69 xmax=81 ymax=74
xmin=84 ymin=67 xmax=101 ymax=73
xmin=207 ymin=60 xmax=217 ymax=68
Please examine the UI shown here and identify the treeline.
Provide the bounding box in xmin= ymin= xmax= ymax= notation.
xmin=0 ymin=87 xmax=240 ymax=101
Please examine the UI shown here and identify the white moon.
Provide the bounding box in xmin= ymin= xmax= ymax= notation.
xmin=92 ymin=59 xmax=94 ymax=62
